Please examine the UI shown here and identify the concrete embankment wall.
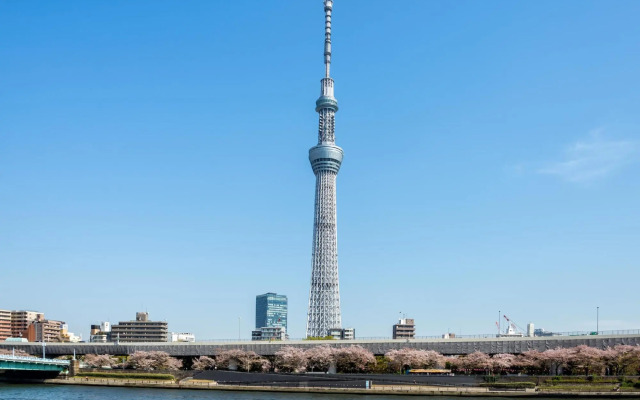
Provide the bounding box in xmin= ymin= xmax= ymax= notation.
xmin=193 ymin=369 xmax=481 ymax=388
xmin=43 ymin=378 xmax=640 ymax=397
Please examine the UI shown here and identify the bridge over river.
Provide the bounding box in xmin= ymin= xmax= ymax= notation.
xmin=2 ymin=333 xmax=640 ymax=357
xmin=0 ymin=354 xmax=70 ymax=381
xmin=0 ymin=355 xmax=69 ymax=372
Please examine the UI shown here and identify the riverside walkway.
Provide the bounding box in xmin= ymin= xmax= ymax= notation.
xmin=2 ymin=331 xmax=640 ymax=357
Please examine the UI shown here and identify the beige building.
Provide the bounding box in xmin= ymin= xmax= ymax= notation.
xmin=11 ymin=310 xmax=44 ymax=338
xmin=393 ymin=318 xmax=416 ymax=339
xmin=26 ymin=319 xmax=64 ymax=342
xmin=110 ymin=312 xmax=168 ymax=343
xmin=0 ymin=310 xmax=11 ymax=341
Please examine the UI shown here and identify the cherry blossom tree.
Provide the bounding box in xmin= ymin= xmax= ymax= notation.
xmin=192 ymin=356 xmax=216 ymax=370
xmin=216 ymin=349 xmax=252 ymax=371
xmin=543 ymin=347 xmax=574 ymax=375
xmin=216 ymin=349 xmax=270 ymax=372
xmin=490 ymin=353 xmax=516 ymax=374
xmin=455 ymin=351 xmax=491 ymax=374
xmin=305 ymin=345 xmax=335 ymax=372
xmin=570 ymin=345 xmax=605 ymax=376
xmin=334 ymin=345 xmax=376 ymax=373
xmin=423 ymin=350 xmax=445 ymax=369
xmin=518 ymin=350 xmax=545 ymax=375
xmin=605 ymin=345 xmax=640 ymax=375
xmin=253 ymin=357 xmax=272 ymax=372
xmin=126 ymin=351 xmax=182 ymax=370
xmin=0 ymin=349 xmax=29 ymax=357
xmin=385 ymin=348 xmax=444 ymax=372
xmin=274 ymin=346 xmax=307 ymax=373
xmin=84 ymin=354 xmax=118 ymax=368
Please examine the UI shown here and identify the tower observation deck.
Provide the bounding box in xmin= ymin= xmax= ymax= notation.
xmin=306 ymin=0 xmax=343 ymax=338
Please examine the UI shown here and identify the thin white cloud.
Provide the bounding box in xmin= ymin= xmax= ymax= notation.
xmin=539 ymin=130 xmax=638 ymax=182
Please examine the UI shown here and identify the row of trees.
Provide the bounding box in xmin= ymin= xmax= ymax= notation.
xmin=83 ymin=346 xmax=376 ymax=373
xmin=191 ymin=346 xmax=376 ymax=373
xmin=274 ymin=345 xmax=375 ymax=373
xmin=84 ymin=351 xmax=182 ymax=370
xmin=386 ymin=345 xmax=640 ymax=376
xmin=81 ymin=344 xmax=640 ymax=376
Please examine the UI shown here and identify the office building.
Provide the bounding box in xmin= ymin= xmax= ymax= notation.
xmin=90 ymin=333 xmax=108 ymax=343
xmin=393 ymin=318 xmax=415 ymax=339
xmin=252 ymin=326 xmax=286 ymax=341
xmin=255 ymin=293 xmax=287 ymax=331
xmin=328 ymin=328 xmax=343 ymax=340
xmin=60 ymin=324 xmax=81 ymax=343
xmin=342 ymin=327 xmax=355 ymax=340
xmin=100 ymin=321 xmax=111 ymax=333
xmin=527 ymin=323 xmax=535 ymax=337
xmin=90 ymin=323 xmax=111 ymax=343
xmin=110 ymin=312 xmax=168 ymax=342
xmin=328 ymin=327 xmax=355 ymax=340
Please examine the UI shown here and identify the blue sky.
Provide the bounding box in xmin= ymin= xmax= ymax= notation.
xmin=1 ymin=0 xmax=639 ymax=340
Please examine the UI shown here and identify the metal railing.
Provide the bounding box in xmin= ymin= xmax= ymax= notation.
xmin=0 ymin=354 xmax=70 ymax=366
xmin=193 ymin=329 xmax=640 ymax=343
xmin=2 ymin=329 xmax=639 ymax=346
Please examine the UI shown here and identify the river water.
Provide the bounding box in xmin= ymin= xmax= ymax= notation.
xmin=0 ymin=384 xmax=531 ymax=400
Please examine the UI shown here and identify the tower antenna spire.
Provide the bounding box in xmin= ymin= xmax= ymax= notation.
xmin=306 ymin=0 xmax=343 ymax=338
xmin=324 ymin=0 xmax=333 ymax=77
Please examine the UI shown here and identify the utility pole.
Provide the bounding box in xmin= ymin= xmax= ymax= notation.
xmin=597 ymin=306 xmax=599 ymax=335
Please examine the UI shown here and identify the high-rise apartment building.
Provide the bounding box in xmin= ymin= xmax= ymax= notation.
xmin=0 ymin=310 xmax=11 ymax=340
xmin=110 ymin=312 xmax=168 ymax=342
xmin=255 ymin=293 xmax=287 ymax=331
xmin=26 ymin=319 xmax=64 ymax=342
xmin=393 ymin=318 xmax=416 ymax=339
xmin=11 ymin=310 xmax=44 ymax=338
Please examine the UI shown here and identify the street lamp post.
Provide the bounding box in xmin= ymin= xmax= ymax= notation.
xmin=597 ymin=306 xmax=599 ymax=335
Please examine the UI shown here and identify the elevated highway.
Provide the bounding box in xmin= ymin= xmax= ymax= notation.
xmin=2 ymin=333 xmax=639 ymax=357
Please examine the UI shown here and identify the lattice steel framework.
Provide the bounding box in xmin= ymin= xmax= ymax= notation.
xmin=306 ymin=0 xmax=344 ymax=338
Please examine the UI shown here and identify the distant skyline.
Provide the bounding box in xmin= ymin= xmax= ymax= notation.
xmin=1 ymin=1 xmax=639 ymax=340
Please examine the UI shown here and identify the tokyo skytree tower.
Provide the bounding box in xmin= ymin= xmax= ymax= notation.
xmin=306 ymin=0 xmax=343 ymax=338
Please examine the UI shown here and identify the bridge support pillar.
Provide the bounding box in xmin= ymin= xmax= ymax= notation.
xmin=68 ymin=359 xmax=79 ymax=377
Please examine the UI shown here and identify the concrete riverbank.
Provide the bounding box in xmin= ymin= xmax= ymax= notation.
xmin=41 ymin=377 xmax=640 ymax=397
